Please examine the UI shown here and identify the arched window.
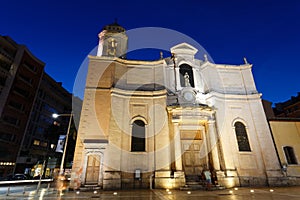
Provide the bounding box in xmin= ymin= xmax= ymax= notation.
xmin=283 ymin=146 xmax=298 ymax=164
xmin=234 ymin=122 xmax=251 ymax=152
xmin=131 ymin=120 xmax=145 ymax=152
xmin=179 ymin=64 xmax=194 ymax=88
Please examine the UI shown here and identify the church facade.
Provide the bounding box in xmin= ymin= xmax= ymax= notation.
xmin=70 ymin=22 xmax=284 ymax=190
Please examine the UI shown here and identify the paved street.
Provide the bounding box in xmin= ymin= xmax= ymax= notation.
xmin=1 ymin=186 xmax=300 ymax=200
xmin=0 ymin=183 xmax=49 ymax=196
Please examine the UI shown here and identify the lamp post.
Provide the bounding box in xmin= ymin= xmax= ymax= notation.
xmin=52 ymin=112 xmax=73 ymax=175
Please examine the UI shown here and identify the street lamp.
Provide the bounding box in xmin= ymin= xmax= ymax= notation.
xmin=52 ymin=112 xmax=73 ymax=175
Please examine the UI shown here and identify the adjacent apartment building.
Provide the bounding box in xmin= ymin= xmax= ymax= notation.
xmin=17 ymin=73 xmax=73 ymax=176
xmin=263 ymin=95 xmax=300 ymax=185
xmin=0 ymin=35 xmax=74 ymax=177
xmin=0 ymin=35 xmax=45 ymax=176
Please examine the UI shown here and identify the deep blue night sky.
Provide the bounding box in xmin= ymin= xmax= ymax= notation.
xmin=1 ymin=0 xmax=299 ymax=104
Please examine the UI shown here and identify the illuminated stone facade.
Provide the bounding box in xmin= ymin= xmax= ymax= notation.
xmin=70 ymin=23 xmax=284 ymax=189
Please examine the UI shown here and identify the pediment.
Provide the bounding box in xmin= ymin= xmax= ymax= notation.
xmin=170 ymin=43 xmax=198 ymax=55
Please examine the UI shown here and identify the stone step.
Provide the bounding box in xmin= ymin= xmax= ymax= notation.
xmin=185 ymin=175 xmax=201 ymax=181
xmin=215 ymin=185 xmax=226 ymax=190
xmin=180 ymin=184 xmax=225 ymax=191
xmin=180 ymin=184 xmax=205 ymax=191
xmin=186 ymin=181 xmax=206 ymax=185
xmin=80 ymin=185 xmax=101 ymax=191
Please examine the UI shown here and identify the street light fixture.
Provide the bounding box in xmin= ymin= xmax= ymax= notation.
xmin=52 ymin=112 xmax=73 ymax=175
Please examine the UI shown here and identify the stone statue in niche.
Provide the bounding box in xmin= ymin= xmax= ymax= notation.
xmin=184 ymin=72 xmax=191 ymax=87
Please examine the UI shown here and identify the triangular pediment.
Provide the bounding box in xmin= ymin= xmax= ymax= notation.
xmin=170 ymin=42 xmax=198 ymax=55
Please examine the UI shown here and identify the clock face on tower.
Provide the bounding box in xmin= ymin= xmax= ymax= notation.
xmin=183 ymin=91 xmax=195 ymax=102
xmin=179 ymin=88 xmax=196 ymax=104
xmin=183 ymin=90 xmax=195 ymax=102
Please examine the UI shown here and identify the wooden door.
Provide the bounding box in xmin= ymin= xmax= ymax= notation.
xmin=182 ymin=140 xmax=203 ymax=176
xmin=85 ymin=155 xmax=100 ymax=184
xmin=180 ymin=129 xmax=206 ymax=176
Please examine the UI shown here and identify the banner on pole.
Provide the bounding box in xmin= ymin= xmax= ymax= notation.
xmin=56 ymin=135 xmax=66 ymax=153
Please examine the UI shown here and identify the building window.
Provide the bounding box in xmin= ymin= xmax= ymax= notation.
xmin=41 ymin=142 xmax=48 ymax=147
xmin=23 ymin=62 xmax=37 ymax=72
xmin=283 ymin=146 xmax=298 ymax=165
xmin=179 ymin=64 xmax=194 ymax=88
xmin=3 ymin=115 xmax=20 ymax=126
xmin=18 ymin=74 xmax=33 ymax=85
xmin=0 ymin=76 xmax=7 ymax=86
xmin=33 ymin=140 xmax=40 ymax=146
xmin=234 ymin=121 xmax=251 ymax=152
xmin=131 ymin=120 xmax=145 ymax=152
xmin=8 ymin=101 xmax=24 ymax=111
xmin=0 ymin=131 xmax=15 ymax=142
xmin=0 ymin=59 xmax=11 ymax=71
xmin=13 ymin=86 xmax=29 ymax=98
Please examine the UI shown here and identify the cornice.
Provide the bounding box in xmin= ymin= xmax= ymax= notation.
xmin=111 ymin=87 xmax=167 ymax=98
xmin=88 ymin=55 xmax=164 ymax=65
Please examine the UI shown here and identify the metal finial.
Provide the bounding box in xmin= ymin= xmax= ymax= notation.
xmin=204 ymin=54 xmax=208 ymax=62
xmin=160 ymin=51 xmax=163 ymax=59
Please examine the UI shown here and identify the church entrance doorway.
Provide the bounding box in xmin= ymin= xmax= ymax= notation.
xmin=181 ymin=130 xmax=206 ymax=177
xmin=182 ymin=140 xmax=204 ymax=176
xmin=85 ymin=155 xmax=100 ymax=184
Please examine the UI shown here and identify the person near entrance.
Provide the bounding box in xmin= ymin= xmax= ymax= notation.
xmin=203 ymin=169 xmax=212 ymax=190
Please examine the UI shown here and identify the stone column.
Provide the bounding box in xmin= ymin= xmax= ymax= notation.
xmin=174 ymin=123 xmax=183 ymax=171
xmin=208 ymin=120 xmax=220 ymax=171
xmin=203 ymin=125 xmax=209 ymax=169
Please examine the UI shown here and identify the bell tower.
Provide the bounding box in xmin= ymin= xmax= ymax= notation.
xmin=97 ymin=20 xmax=128 ymax=58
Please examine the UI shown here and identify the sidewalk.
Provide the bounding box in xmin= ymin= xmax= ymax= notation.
xmin=2 ymin=186 xmax=300 ymax=199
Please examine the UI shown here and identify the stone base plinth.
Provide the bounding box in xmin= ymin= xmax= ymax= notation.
xmin=154 ymin=171 xmax=186 ymax=189
xmin=103 ymin=171 xmax=121 ymax=190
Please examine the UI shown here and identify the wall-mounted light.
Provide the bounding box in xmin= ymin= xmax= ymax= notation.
xmin=282 ymin=164 xmax=287 ymax=172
